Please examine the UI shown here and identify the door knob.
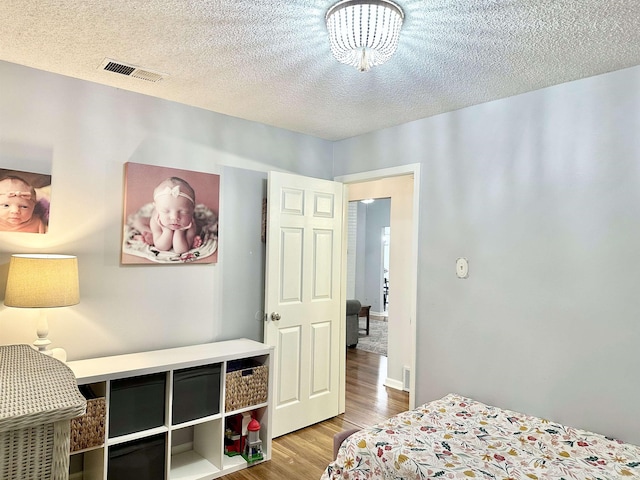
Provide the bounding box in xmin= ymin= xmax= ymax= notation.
xmin=270 ymin=312 xmax=281 ymax=321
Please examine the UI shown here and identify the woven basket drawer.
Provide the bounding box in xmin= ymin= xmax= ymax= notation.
xmin=225 ymin=364 xmax=268 ymax=412
xmin=70 ymin=397 xmax=106 ymax=452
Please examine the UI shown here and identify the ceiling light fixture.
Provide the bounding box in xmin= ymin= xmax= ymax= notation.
xmin=326 ymin=0 xmax=404 ymax=72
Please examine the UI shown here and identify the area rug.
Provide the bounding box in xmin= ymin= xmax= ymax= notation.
xmin=356 ymin=317 xmax=387 ymax=356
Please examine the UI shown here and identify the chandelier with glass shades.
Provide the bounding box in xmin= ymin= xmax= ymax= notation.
xmin=326 ymin=0 xmax=404 ymax=72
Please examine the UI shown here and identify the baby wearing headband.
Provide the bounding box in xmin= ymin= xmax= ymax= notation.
xmin=0 ymin=176 xmax=47 ymax=233
xmin=147 ymin=177 xmax=201 ymax=254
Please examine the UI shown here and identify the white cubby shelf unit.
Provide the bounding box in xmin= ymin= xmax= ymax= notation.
xmin=66 ymin=338 xmax=273 ymax=480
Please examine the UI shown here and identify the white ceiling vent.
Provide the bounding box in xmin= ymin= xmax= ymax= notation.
xmin=99 ymin=58 xmax=167 ymax=83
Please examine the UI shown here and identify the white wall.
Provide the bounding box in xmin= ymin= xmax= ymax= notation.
xmin=346 ymin=202 xmax=357 ymax=299
xmin=360 ymin=199 xmax=390 ymax=314
xmin=348 ymin=198 xmax=390 ymax=312
xmin=3 ymin=56 xmax=640 ymax=446
xmin=334 ymin=65 xmax=640 ymax=445
xmin=348 ymin=177 xmax=414 ymax=391
xmin=0 ymin=60 xmax=333 ymax=360
xmin=354 ymin=203 xmax=367 ymax=301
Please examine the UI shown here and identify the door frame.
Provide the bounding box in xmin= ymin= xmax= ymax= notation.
xmin=335 ymin=163 xmax=421 ymax=411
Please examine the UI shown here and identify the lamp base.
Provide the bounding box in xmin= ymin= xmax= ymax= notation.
xmin=50 ymin=347 xmax=67 ymax=363
xmin=33 ymin=311 xmax=67 ymax=362
xmin=34 ymin=345 xmax=68 ymax=362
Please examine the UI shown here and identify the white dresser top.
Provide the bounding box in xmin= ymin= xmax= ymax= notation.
xmin=67 ymin=338 xmax=272 ymax=384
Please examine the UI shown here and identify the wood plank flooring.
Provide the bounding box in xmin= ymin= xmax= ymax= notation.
xmin=223 ymin=348 xmax=409 ymax=480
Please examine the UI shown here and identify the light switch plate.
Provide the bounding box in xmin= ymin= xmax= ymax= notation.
xmin=456 ymin=257 xmax=469 ymax=278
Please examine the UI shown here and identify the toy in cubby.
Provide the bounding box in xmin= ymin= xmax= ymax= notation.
xmin=224 ymin=412 xmax=263 ymax=464
xmin=242 ymin=417 xmax=263 ymax=464
xmin=224 ymin=413 xmax=247 ymax=456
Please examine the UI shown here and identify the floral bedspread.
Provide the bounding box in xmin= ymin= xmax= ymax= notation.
xmin=322 ymin=393 xmax=640 ymax=480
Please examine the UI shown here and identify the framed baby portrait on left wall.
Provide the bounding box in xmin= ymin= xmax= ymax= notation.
xmin=0 ymin=168 xmax=51 ymax=234
xmin=121 ymin=162 xmax=220 ymax=264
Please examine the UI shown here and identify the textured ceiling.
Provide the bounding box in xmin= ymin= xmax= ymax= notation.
xmin=1 ymin=1 xmax=639 ymax=141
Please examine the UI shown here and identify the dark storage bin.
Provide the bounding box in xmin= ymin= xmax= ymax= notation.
xmin=107 ymin=434 xmax=166 ymax=480
xmin=172 ymin=363 xmax=222 ymax=425
xmin=109 ymin=373 xmax=166 ymax=437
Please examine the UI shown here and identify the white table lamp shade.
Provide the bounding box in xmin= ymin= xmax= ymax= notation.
xmin=4 ymin=254 xmax=79 ymax=362
xmin=4 ymin=254 xmax=79 ymax=308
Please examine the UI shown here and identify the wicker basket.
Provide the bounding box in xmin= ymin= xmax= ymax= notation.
xmin=225 ymin=363 xmax=268 ymax=412
xmin=0 ymin=345 xmax=86 ymax=480
xmin=70 ymin=397 xmax=106 ymax=452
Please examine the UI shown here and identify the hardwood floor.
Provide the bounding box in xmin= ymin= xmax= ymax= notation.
xmin=223 ymin=348 xmax=409 ymax=480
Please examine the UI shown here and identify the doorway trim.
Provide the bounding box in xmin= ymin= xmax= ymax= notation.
xmin=335 ymin=163 xmax=421 ymax=411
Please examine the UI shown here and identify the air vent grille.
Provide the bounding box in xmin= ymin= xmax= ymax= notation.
xmin=402 ymin=366 xmax=410 ymax=391
xmin=99 ymin=58 xmax=167 ymax=83
xmin=130 ymin=69 xmax=164 ymax=82
xmin=103 ymin=61 xmax=135 ymax=76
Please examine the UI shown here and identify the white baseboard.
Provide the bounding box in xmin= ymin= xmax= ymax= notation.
xmin=384 ymin=377 xmax=404 ymax=391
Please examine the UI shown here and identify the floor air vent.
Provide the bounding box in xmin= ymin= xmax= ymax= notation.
xmin=99 ymin=58 xmax=167 ymax=83
xmin=403 ymin=366 xmax=411 ymax=392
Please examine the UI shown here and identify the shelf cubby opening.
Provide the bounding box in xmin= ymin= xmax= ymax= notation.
xmin=69 ymin=448 xmax=105 ymax=480
xmin=170 ymin=419 xmax=222 ymax=479
xmin=107 ymin=433 xmax=166 ymax=480
xmin=224 ymin=356 xmax=269 ymax=414
xmin=222 ymin=407 xmax=268 ymax=468
xmin=109 ymin=372 xmax=167 ymax=438
xmin=172 ymin=363 xmax=222 ymax=426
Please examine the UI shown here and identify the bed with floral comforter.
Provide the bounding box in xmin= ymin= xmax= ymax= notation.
xmin=322 ymin=393 xmax=640 ymax=480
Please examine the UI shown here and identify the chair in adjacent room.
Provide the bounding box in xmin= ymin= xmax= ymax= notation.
xmin=346 ymin=299 xmax=361 ymax=348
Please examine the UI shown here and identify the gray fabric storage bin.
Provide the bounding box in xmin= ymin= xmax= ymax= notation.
xmin=107 ymin=434 xmax=165 ymax=480
xmin=109 ymin=373 xmax=166 ymax=437
xmin=172 ymin=363 xmax=221 ymax=425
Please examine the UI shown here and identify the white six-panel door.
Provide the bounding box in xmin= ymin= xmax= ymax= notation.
xmin=264 ymin=171 xmax=343 ymax=437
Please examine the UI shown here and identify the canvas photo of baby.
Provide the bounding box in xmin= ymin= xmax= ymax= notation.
xmin=0 ymin=168 xmax=51 ymax=234
xmin=121 ymin=163 xmax=220 ymax=264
